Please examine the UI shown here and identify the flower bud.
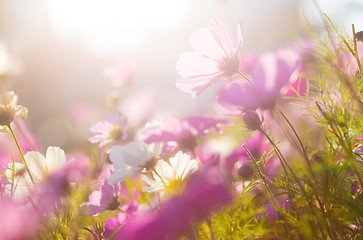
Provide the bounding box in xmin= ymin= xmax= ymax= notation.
xmin=356 ymin=31 xmax=363 ymax=42
xmin=242 ymin=110 xmax=262 ymax=130
xmin=236 ymin=161 xmax=255 ymax=180
xmin=0 ymin=91 xmax=27 ymax=130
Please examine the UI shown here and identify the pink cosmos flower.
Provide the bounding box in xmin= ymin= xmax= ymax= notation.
xmin=104 ymin=61 xmax=136 ymax=87
xmin=217 ymin=48 xmax=298 ymax=111
xmin=88 ymin=113 xmax=127 ymax=148
xmin=81 ymin=180 xmax=120 ymax=216
xmin=140 ymin=116 xmax=233 ymax=152
xmin=176 ymin=18 xmax=243 ymax=97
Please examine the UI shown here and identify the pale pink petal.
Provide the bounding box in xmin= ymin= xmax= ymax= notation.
xmin=235 ymin=19 xmax=243 ymax=56
xmin=209 ymin=18 xmax=234 ymax=56
xmin=88 ymin=191 xmax=102 ymax=206
xmin=176 ymin=74 xmax=222 ymax=97
xmin=176 ymin=52 xmax=220 ymax=78
xmin=189 ymin=29 xmax=225 ymax=61
xmin=176 ymin=18 xmax=243 ymax=97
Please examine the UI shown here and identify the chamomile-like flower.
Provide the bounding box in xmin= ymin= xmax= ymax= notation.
xmin=141 ymin=151 xmax=199 ymax=194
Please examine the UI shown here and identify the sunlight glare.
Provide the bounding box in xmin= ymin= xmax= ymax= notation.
xmin=47 ymin=0 xmax=187 ymax=56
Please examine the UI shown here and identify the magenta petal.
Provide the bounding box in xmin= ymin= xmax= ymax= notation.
xmin=185 ymin=116 xmax=233 ymax=135
xmin=253 ymin=52 xmax=296 ymax=93
xmin=100 ymin=181 xmax=119 ymax=208
xmin=217 ymin=80 xmax=259 ymax=110
xmin=103 ymin=217 xmax=120 ymax=239
xmin=88 ymin=191 xmax=102 ymax=206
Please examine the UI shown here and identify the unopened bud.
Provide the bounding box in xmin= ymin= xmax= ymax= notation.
xmin=356 ymin=31 xmax=363 ymax=42
xmin=242 ymin=110 xmax=262 ymax=130
xmin=237 ymin=162 xmax=255 ymax=180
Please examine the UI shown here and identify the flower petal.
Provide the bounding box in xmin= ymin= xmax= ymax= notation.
xmin=45 ymin=146 xmax=66 ymax=173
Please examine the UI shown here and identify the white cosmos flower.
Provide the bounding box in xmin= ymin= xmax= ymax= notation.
xmin=141 ymin=151 xmax=199 ymax=193
xmin=5 ymin=146 xmax=66 ymax=199
xmin=108 ymin=141 xmax=162 ymax=185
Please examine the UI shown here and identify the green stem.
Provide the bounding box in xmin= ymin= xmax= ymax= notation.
xmin=352 ymin=24 xmax=362 ymax=78
xmin=260 ymin=125 xmax=335 ymax=239
xmin=275 ymin=107 xmax=310 ymax=166
xmin=14 ymin=120 xmax=36 ymax=150
xmin=242 ymin=145 xmax=292 ymax=237
xmin=7 ymin=123 xmax=35 ymax=184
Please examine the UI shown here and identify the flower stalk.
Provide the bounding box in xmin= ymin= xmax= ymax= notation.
xmin=7 ymin=123 xmax=34 ymax=184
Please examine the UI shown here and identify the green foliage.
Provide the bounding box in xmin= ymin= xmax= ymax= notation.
xmin=190 ymin=15 xmax=363 ymax=240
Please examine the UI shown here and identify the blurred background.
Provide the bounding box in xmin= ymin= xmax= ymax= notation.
xmin=0 ymin=0 xmax=362 ymax=150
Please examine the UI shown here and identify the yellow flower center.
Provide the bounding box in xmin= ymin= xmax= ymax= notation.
xmin=108 ymin=127 xmax=123 ymax=140
xmin=165 ymin=178 xmax=184 ymax=194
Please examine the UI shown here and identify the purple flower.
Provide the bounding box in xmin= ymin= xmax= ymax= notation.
xmin=176 ymin=18 xmax=243 ymax=97
xmin=217 ymin=49 xmax=298 ymax=111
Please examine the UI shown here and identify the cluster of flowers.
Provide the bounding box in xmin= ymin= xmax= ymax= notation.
xmin=0 ymin=16 xmax=363 ymax=239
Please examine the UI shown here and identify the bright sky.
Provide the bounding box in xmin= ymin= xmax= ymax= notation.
xmin=47 ymin=0 xmax=363 ymax=57
xmin=302 ymin=0 xmax=363 ymax=30
xmin=47 ymin=0 xmax=188 ymax=56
